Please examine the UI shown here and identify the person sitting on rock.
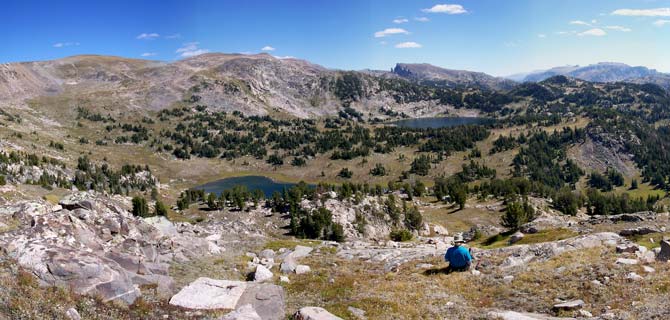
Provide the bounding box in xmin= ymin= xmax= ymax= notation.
xmin=444 ymin=234 xmax=473 ymax=272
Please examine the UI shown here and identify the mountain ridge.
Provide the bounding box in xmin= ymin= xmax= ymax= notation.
xmin=510 ymin=62 xmax=670 ymax=89
xmin=391 ymin=62 xmax=516 ymax=91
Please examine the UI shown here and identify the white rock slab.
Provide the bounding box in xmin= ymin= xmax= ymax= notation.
xmin=169 ymin=277 xmax=247 ymax=310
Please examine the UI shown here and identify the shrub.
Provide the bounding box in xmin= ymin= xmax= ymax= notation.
xmin=132 ymin=196 xmax=150 ymax=218
xmin=390 ymin=229 xmax=413 ymax=242
xmin=369 ymin=163 xmax=387 ymax=176
xmin=501 ymin=199 xmax=535 ymax=231
xmin=329 ymin=223 xmax=345 ymax=242
xmin=410 ymin=155 xmax=431 ymax=176
xmin=354 ymin=212 xmax=367 ymax=235
xmin=553 ymin=187 xmax=579 ymax=216
xmin=338 ymin=168 xmax=353 ymax=179
xmin=154 ymin=200 xmax=168 ymax=217
xmin=267 ymin=153 xmax=284 ymax=166
xmin=0 ymin=175 xmax=5 ymax=186
xmin=403 ymin=205 xmax=423 ymax=231
xmin=291 ymin=157 xmax=306 ymax=167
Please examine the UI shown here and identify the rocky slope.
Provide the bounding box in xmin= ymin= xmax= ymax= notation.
xmin=392 ymin=63 xmax=516 ymax=91
xmin=0 ymin=54 xmax=471 ymax=119
xmin=517 ymin=62 xmax=670 ymax=89
xmin=0 ymin=191 xmax=225 ymax=304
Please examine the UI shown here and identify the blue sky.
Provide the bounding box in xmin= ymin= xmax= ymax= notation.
xmin=2 ymin=0 xmax=670 ymax=76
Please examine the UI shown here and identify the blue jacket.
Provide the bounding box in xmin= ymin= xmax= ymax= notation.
xmin=445 ymin=245 xmax=472 ymax=268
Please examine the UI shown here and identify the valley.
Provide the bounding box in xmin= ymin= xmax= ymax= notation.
xmin=2 ymin=53 xmax=670 ymax=319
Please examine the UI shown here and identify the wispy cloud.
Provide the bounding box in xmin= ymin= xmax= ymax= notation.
xmin=176 ymin=42 xmax=209 ymax=57
xmin=261 ymin=46 xmax=276 ymax=51
xmin=136 ymin=33 xmax=160 ymax=40
xmin=395 ymin=42 xmax=422 ymax=48
xmin=570 ymin=20 xmax=591 ymax=26
xmin=53 ymin=42 xmax=79 ymax=48
xmin=393 ymin=18 xmax=409 ymax=24
xmin=374 ymin=28 xmax=409 ymax=38
xmin=422 ymin=4 xmax=467 ymax=14
xmin=165 ymin=33 xmax=181 ymax=39
xmin=578 ymin=28 xmax=607 ymax=37
xmin=605 ymin=25 xmax=632 ymax=32
xmin=538 ymin=34 xmax=547 ymax=38
xmin=654 ymin=19 xmax=670 ymax=27
xmin=141 ymin=52 xmax=157 ymax=57
xmin=415 ymin=17 xmax=430 ymax=22
xmin=504 ymin=41 xmax=520 ymax=48
xmin=612 ymin=8 xmax=670 ymax=17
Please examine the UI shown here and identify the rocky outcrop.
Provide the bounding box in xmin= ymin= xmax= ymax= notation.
xmin=337 ymin=239 xmax=449 ymax=272
xmin=619 ymin=227 xmax=660 ymax=236
xmin=0 ymin=191 xmax=224 ymax=304
xmin=294 ymin=307 xmax=343 ymax=320
xmin=254 ymin=265 xmax=273 ymax=282
xmin=170 ymin=278 xmax=248 ymax=310
xmin=553 ymin=299 xmax=584 ymax=311
xmin=585 ymin=212 xmax=656 ymax=225
xmin=657 ymin=240 xmax=670 ymax=262
xmin=487 ymin=310 xmax=574 ymax=320
xmin=479 ymin=232 xmax=624 ymax=271
xmin=170 ymin=277 xmax=286 ymax=320
xmin=220 ymin=304 xmax=262 ymax=320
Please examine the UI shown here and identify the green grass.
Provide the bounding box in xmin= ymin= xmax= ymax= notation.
xmin=263 ymin=239 xmax=321 ymax=251
xmin=474 ymin=228 xmax=578 ymax=249
xmin=627 ymin=232 xmax=670 ymax=249
xmin=612 ymin=174 xmax=666 ymax=199
xmin=42 ymin=194 xmax=60 ymax=204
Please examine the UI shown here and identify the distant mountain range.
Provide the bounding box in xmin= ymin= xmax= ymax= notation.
xmin=506 ymin=62 xmax=670 ymax=90
xmin=390 ymin=63 xmax=516 ymax=91
xmin=2 ymin=54 xmax=669 ymax=120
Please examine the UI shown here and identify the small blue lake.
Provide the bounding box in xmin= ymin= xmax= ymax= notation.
xmin=389 ymin=117 xmax=493 ymax=129
xmin=194 ymin=175 xmax=308 ymax=198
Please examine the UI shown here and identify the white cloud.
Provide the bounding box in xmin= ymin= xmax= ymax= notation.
xmin=176 ymin=42 xmax=210 ymax=57
xmin=591 ymin=19 xmax=598 ymax=24
xmin=374 ymin=28 xmax=409 ymax=38
xmin=415 ymin=17 xmax=430 ymax=22
xmin=570 ymin=20 xmax=591 ymax=26
xmin=612 ymin=8 xmax=670 ymax=17
xmin=136 ymin=33 xmax=160 ymax=40
xmin=654 ymin=19 xmax=670 ymax=27
xmin=165 ymin=33 xmax=181 ymax=39
xmin=422 ymin=4 xmax=467 ymax=14
xmin=393 ymin=18 xmax=409 ymax=24
xmin=538 ymin=34 xmax=547 ymax=38
xmin=261 ymin=46 xmax=276 ymax=51
xmin=395 ymin=41 xmax=422 ymax=48
xmin=578 ymin=28 xmax=607 ymax=36
xmin=53 ymin=42 xmax=79 ymax=48
xmin=141 ymin=52 xmax=157 ymax=57
xmin=605 ymin=25 xmax=632 ymax=32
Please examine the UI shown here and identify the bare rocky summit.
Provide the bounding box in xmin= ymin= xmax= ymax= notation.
xmin=0 ymin=54 xmax=480 ymax=119
xmin=392 ymin=63 xmax=516 ymax=91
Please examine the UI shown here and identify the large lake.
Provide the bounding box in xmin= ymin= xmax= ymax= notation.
xmin=389 ymin=117 xmax=493 ymax=129
xmin=194 ymin=175 xmax=307 ymax=197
